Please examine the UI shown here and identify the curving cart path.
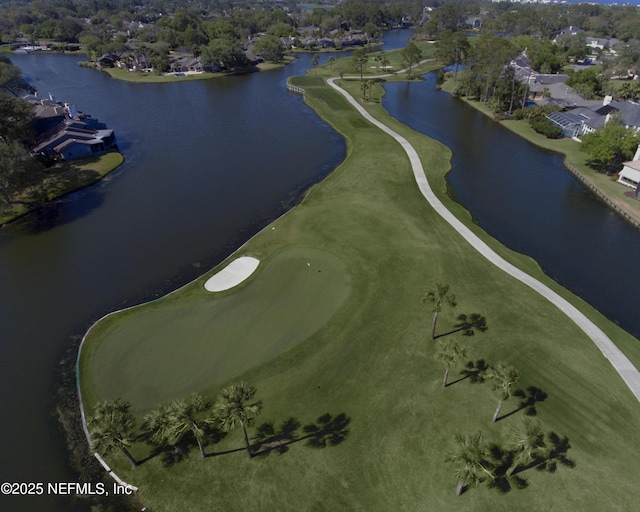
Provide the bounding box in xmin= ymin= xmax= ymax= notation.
xmin=327 ymin=76 xmax=640 ymax=403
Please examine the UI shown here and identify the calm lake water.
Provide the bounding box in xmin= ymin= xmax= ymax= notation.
xmin=1 ymin=51 xmax=346 ymax=512
xmin=383 ymin=73 xmax=640 ymax=338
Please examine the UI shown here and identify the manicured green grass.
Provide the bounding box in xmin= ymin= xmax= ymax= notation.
xmin=257 ymin=55 xmax=295 ymax=71
xmin=0 ymin=150 xmax=124 ymax=226
xmin=90 ymin=65 xmax=225 ymax=83
xmin=329 ymin=41 xmax=436 ymax=79
xmin=81 ymin=247 xmax=351 ymax=411
xmin=79 ymin=62 xmax=640 ymax=511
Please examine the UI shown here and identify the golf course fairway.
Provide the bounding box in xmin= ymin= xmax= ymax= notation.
xmin=77 ymin=68 xmax=640 ymax=511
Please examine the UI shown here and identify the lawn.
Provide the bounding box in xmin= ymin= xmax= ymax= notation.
xmin=80 ymin=246 xmax=351 ymax=411
xmin=85 ymin=56 xmax=294 ymax=83
xmin=78 ymin=56 xmax=640 ymax=512
xmin=330 ymin=41 xmax=436 ymax=79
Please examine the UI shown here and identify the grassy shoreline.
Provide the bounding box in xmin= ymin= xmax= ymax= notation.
xmin=78 ymin=60 xmax=640 ymax=511
xmin=81 ymin=56 xmax=295 ymax=83
xmin=0 ymin=150 xmax=124 ymax=226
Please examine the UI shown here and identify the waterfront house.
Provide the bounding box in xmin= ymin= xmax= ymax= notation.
xmin=618 ymin=146 xmax=640 ymax=189
xmin=97 ymin=54 xmax=118 ymax=68
xmin=25 ymin=95 xmax=116 ymax=161
xmin=546 ymin=97 xmax=640 ymax=137
xmin=32 ymin=119 xmax=116 ymax=160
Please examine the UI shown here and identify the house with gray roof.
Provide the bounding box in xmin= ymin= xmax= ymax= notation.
xmin=32 ymin=120 xmax=116 ymax=160
xmin=24 ymin=94 xmax=116 ymax=161
xmin=546 ymin=97 xmax=640 ymax=138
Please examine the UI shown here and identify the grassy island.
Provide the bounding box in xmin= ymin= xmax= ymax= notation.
xmin=78 ymin=54 xmax=640 ymax=511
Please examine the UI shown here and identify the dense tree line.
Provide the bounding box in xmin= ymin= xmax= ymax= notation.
xmin=0 ymin=56 xmax=42 ymax=211
xmin=0 ymin=0 xmax=425 ymax=46
xmin=0 ymin=0 xmax=433 ymax=72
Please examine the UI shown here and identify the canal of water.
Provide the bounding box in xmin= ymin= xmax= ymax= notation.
xmin=382 ymin=73 xmax=640 ymax=339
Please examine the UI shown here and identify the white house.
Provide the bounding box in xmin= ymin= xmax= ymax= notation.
xmin=618 ymin=145 xmax=640 ymax=188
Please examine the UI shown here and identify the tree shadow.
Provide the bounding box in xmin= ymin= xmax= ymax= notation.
xmin=302 ymin=412 xmax=351 ymax=448
xmin=460 ymin=359 xmax=490 ymax=384
xmin=485 ymin=443 xmax=529 ymax=494
xmin=445 ymin=374 xmax=471 ymax=387
xmin=138 ymin=423 xmax=228 ymax=466
xmin=252 ymin=417 xmax=301 ymax=456
xmin=534 ymin=432 xmax=576 ymax=473
xmin=252 ymin=413 xmax=351 ymax=456
xmin=496 ymin=386 xmax=548 ymax=422
xmin=509 ymin=432 xmax=575 ymax=476
xmin=436 ymin=313 xmax=488 ymax=339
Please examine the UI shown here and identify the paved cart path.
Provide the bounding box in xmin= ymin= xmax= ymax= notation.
xmin=327 ymin=76 xmax=640 ymax=403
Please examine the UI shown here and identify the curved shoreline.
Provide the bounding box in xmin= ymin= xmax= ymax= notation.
xmin=327 ymin=75 xmax=640 ymax=402
xmin=0 ymin=150 xmax=124 ymax=227
xmin=73 ymin=63 xmax=640 ymax=510
xmin=439 ymin=79 xmax=640 ymax=229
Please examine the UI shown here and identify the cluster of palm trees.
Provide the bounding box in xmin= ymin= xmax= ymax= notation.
xmin=434 ymin=341 xmax=551 ymax=497
xmin=433 ymin=334 xmax=520 ymax=423
xmin=425 ymin=283 xmax=573 ymax=496
xmin=87 ymin=381 xmax=262 ymax=467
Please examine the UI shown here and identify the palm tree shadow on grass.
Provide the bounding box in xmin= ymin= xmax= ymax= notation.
xmin=253 ymin=413 xmax=351 ymax=457
xmin=456 ymin=359 xmax=491 ymax=385
xmin=485 ymin=443 xmax=530 ymax=494
xmin=139 ymin=424 xmax=229 ymax=466
xmin=436 ymin=313 xmax=488 ymax=339
xmin=136 ymin=412 xmax=350 ymax=463
xmin=495 ymin=386 xmax=548 ymax=422
xmin=490 ymin=432 xmax=575 ymax=493
xmin=252 ymin=417 xmax=302 ymax=455
xmin=532 ymin=432 xmax=576 ymax=474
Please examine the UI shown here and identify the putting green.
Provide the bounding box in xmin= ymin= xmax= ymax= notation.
xmin=82 ymin=247 xmax=351 ymax=411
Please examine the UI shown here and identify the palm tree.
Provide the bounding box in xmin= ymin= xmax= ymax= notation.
xmin=488 ymin=363 xmax=520 ymax=423
xmin=311 ymin=53 xmax=319 ymax=76
xmin=361 ymin=79 xmax=375 ymax=102
xmin=214 ymin=382 xmax=262 ymax=458
xmin=423 ymin=283 xmax=457 ymax=339
xmin=505 ymin=418 xmax=546 ymax=475
xmin=88 ymin=398 xmax=138 ymax=467
xmin=380 ymin=56 xmax=390 ymax=73
xmin=142 ymin=402 xmax=173 ymax=447
xmin=446 ymin=432 xmax=495 ymax=496
xmin=435 ymin=339 xmax=467 ymax=387
xmin=352 ymin=49 xmax=369 ymax=81
xmin=146 ymin=393 xmax=213 ymax=458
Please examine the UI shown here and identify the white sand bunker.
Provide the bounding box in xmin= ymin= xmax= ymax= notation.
xmin=204 ymin=256 xmax=260 ymax=292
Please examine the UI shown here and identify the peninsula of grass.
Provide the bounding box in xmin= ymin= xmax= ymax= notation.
xmin=0 ymin=150 xmax=123 ymax=226
xmin=78 ymin=57 xmax=640 ymax=511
